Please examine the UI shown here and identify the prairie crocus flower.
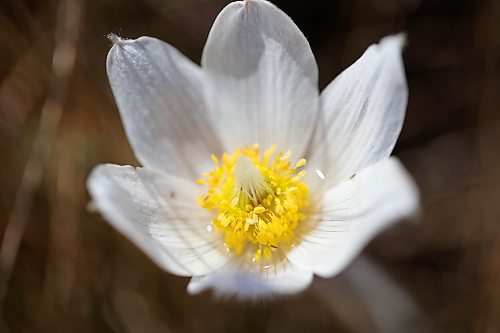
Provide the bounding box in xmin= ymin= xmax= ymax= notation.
xmin=88 ymin=0 xmax=418 ymax=298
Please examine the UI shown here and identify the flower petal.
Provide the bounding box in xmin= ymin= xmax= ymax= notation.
xmin=107 ymin=36 xmax=222 ymax=178
xmin=186 ymin=264 xmax=313 ymax=298
xmin=308 ymin=34 xmax=408 ymax=187
xmin=87 ymin=164 xmax=228 ymax=276
xmin=342 ymin=256 xmax=425 ymax=332
xmin=312 ymin=256 xmax=426 ymax=332
xmin=202 ymin=0 xmax=319 ymax=156
xmin=288 ymin=157 xmax=419 ymax=278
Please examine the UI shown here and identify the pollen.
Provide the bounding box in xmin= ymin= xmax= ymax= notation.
xmin=196 ymin=145 xmax=309 ymax=262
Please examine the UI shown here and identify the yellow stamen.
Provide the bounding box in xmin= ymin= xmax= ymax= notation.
xmin=196 ymin=145 xmax=309 ymax=261
xmin=294 ymin=158 xmax=307 ymax=169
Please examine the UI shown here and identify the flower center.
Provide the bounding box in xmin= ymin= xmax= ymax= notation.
xmin=196 ymin=144 xmax=309 ymax=261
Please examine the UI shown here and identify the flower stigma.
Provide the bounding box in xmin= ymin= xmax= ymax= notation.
xmin=196 ymin=145 xmax=309 ymax=262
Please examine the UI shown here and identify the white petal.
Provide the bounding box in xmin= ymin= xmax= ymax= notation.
xmin=343 ymin=256 xmax=425 ymax=332
xmin=312 ymin=256 xmax=426 ymax=332
xmin=202 ymin=0 xmax=319 ymax=157
xmin=107 ymin=36 xmax=222 ymax=178
xmin=87 ymin=164 xmax=228 ymax=276
xmin=288 ymin=157 xmax=419 ymax=278
xmin=308 ymin=34 xmax=408 ymax=187
xmin=187 ymin=264 xmax=312 ymax=299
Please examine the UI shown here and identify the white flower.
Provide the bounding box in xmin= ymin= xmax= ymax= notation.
xmin=88 ymin=0 xmax=419 ymax=298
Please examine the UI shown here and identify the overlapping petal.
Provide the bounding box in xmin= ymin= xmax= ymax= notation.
xmin=107 ymin=36 xmax=222 ymax=179
xmin=87 ymin=164 xmax=228 ymax=276
xmin=288 ymin=157 xmax=418 ymax=278
xmin=308 ymin=35 xmax=408 ymax=188
xmin=90 ymin=0 xmax=419 ymax=299
xmin=187 ymin=264 xmax=313 ymax=298
xmin=202 ymin=0 xmax=319 ymax=157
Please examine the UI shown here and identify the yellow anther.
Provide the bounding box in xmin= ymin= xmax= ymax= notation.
xmin=294 ymin=158 xmax=307 ymax=169
xmin=282 ymin=150 xmax=291 ymax=161
xmin=276 ymin=204 xmax=284 ymax=215
xmin=258 ymin=219 xmax=267 ymax=231
xmin=196 ymin=145 xmax=309 ymax=262
xmin=253 ymin=206 xmax=266 ymax=214
xmin=263 ymin=247 xmax=273 ymax=259
xmin=263 ymin=144 xmax=277 ymax=161
xmin=221 ymin=216 xmax=231 ymax=227
xmin=291 ymin=170 xmax=307 ymax=183
xmin=254 ymin=248 xmax=262 ymax=261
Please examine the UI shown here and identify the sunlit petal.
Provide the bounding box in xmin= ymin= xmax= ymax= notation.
xmin=107 ymin=36 xmax=222 ymax=178
xmin=187 ymin=264 xmax=313 ymax=298
xmin=288 ymin=157 xmax=418 ymax=277
xmin=202 ymin=0 xmax=319 ymax=157
xmin=88 ymin=164 xmax=228 ymax=276
xmin=308 ymin=35 xmax=408 ymax=188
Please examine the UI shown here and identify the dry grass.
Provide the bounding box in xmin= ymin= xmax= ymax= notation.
xmin=0 ymin=0 xmax=499 ymax=332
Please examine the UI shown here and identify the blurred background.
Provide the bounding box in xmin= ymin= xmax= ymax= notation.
xmin=0 ymin=0 xmax=499 ymax=332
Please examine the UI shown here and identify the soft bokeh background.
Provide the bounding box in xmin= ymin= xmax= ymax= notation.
xmin=0 ymin=0 xmax=499 ymax=332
